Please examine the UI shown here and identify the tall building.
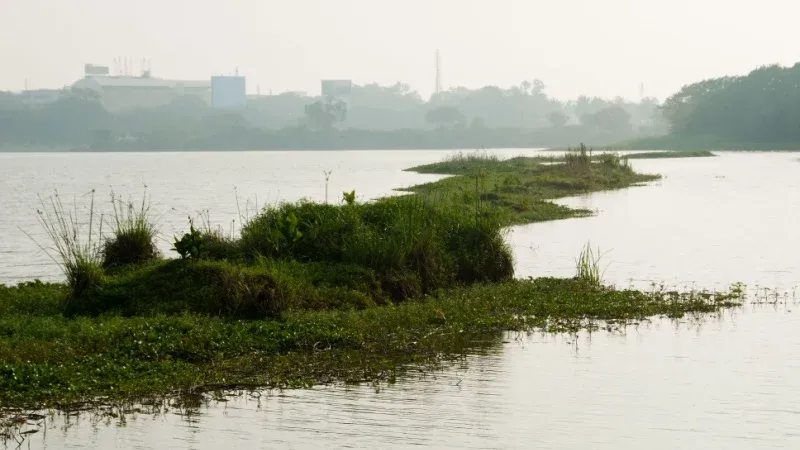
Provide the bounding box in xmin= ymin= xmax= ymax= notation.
xmin=211 ymin=76 xmax=247 ymax=109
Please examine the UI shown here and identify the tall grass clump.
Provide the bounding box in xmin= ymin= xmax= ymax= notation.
xmin=101 ymin=191 xmax=160 ymax=269
xmin=564 ymin=143 xmax=592 ymax=171
xmin=27 ymin=190 xmax=104 ymax=303
xmin=574 ymin=242 xmax=605 ymax=286
xmin=564 ymin=144 xmax=632 ymax=173
xmin=597 ymin=152 xmax=632 ymax=172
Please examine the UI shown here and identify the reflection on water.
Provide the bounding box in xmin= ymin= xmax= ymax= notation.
xmin=3 ymin=150 xmax=800 ymax=449
xmin=16 ymin=306 xmax=800 ymax=450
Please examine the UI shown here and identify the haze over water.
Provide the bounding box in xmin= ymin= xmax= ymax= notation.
xmin=2 ymin=150 xmax=799 ymax=449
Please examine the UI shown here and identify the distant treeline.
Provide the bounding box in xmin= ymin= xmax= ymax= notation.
xmin=645 ymin=63 xmax=800 ymax=149
xmin=0 ymin=80 xmax=667 ymax=150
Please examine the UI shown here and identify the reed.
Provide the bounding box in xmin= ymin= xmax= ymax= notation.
xmin=24 ymin=190 xmax=104 ymax=303
xmin=574 ymin=242 xmax=605 ymax=286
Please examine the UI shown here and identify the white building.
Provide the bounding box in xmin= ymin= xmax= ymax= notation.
xmin=71 ymin=74 xmax=211 ymax=111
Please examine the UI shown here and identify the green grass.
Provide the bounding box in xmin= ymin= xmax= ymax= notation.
xmin=0 ymin=145 xmax=738 ymax=413
xmin=0 ymin=278 xmax=744 ymax=410
xmin=575 ymin=242 xmax=605 ymax=286
xmin=68 ymin=194 xmax=513 ymax=318
xmin=405 ymin=146 xmax=659 ymax=225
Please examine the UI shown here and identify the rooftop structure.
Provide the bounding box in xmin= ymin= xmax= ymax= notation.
xmin=71 ymin=74 xmax=211 ymax=111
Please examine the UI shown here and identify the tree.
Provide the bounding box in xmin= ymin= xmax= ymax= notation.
xmin=425 ymin=106 xmax=466 ymax=128
xmin=304 ymin=98 xmax=347 ymax=130
xmin=545 ymin=111 xmax=568 ymax=128
xmin=660 ymin=76 xmax=739 ymax=133
xmin=531 ymin=79 xmax=546 ymax=96
xmin=587 ymin=106 xmax=631 ymax=133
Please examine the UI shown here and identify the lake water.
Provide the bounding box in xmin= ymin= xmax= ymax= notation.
xmin=2 ymin=150 xmax=799 ymax=449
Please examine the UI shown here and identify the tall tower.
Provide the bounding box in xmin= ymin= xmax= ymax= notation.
xmin=435 ymin=49 xmax=442 ymax=95
xmin=639 ymin=82 xmax=645 ymax=101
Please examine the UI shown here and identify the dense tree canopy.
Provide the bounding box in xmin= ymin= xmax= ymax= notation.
xmin=0 ymin=79 xmax=665 ymax=150
xmin=660 ymin=63 xmax=800 ymax=143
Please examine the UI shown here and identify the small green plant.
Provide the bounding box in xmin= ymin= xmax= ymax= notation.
xmin=574 ymin=241 xmax=606 ymax=286
xmin=342 ymin=190 xmax=356 ymax=205
xmin=173 ymin=222 xmax=204 ymax=259
xmin=277 ymin=211 xmax=303 ymax=243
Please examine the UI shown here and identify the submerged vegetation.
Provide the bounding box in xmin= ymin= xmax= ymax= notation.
xmin=0 ymin=146 xmax=744 ymax=412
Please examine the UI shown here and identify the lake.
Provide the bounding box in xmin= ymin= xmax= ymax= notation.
xmin=2 ymin=150 xmax=799 ymax=449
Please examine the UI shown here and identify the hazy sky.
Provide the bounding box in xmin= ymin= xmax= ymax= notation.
xmin=1 ymin=0 xmax=798 ymax=100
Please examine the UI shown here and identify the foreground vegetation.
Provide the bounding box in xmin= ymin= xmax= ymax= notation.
xmin=0 ymin=278 xmax=743 ymax=410
xmin=0 ymin=148 xmax=741 ymax=413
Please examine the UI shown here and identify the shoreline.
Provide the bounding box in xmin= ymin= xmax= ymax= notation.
xmin=0 ymin=149 xmax=742 ymax=413
xmin=611 ymin=135 xmax=800 ymax=152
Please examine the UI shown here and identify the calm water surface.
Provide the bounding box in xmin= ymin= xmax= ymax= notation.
xmin=1 ymin=149 xmax=529 ymax=283
xmin=2 ymin=150 xmax=799 ymax=449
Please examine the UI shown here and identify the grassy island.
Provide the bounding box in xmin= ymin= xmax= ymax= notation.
xmin=0 ymin=147 xmax=743 ymax=414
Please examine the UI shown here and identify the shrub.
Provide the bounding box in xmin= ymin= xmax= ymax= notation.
xmin=310 ymin=286 xmax=376 ymax=310
xmin=236 ymin=192 xmax=514 ymax=302
xmin=241 ymin=201 xmax=362 ymax=261
xmin=197 ymin=230 xmax=242 ymax=260
xmin=217 ymin=264 xmax=297 ymax=317
xmin=564 ymin=143 xmax=592 ymax=171
xmin=172 ymin=223 xmax=204 ymax=259
xmin=380 ymin=270 xmax=423 ymax=301
xmin=101 ymin=193 xmax=160 ymax=269
xmin=451 ymin=224 xmax=514 ymax=283
xmin=65 ymin=259 xmax=390 ymax=317
xmin=597 ymin=152 xmax=632 ymax=172
xmin=68 ymin=259 xmax=104 ymax=299
xmin=66 ymin=260 xmax=303 ymax=317
xmin=173 ymin=223 xmax=241 ymax=260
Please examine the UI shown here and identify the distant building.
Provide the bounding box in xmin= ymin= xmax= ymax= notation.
xmin=71 ymin=74 xmax=211 ymax=111
xmin=16 ymin=89 xmax=65 ymax=105
xmin=211 ymin=76 xmax=246 ymax=109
